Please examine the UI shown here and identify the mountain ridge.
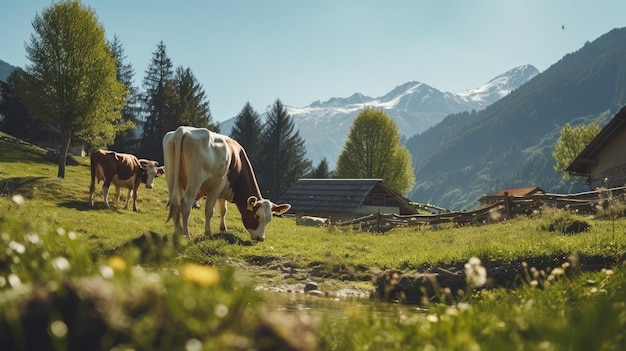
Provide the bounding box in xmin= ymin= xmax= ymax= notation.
xmin=406 ymin=27 xmax=626 ymax=210
xmin=220 ymin=64 xmax=539 ymax=169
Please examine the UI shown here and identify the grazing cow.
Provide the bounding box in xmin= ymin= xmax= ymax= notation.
xmin=89 ymin=149 xmax=164 ymax=211
xmin=162 ymin=126 xmax=291 ymax=241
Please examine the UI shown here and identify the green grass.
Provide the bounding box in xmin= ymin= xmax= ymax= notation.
xmin=1 ymin=134 xmax=626 ymax=350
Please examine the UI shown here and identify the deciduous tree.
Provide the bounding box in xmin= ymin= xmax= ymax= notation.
xmin=16 ymin=0 xmax=127 ymax=178
xmin=335 ymin=107 xmax=415 ymax=194
xmin=553 ymin=122 xmax=600 ymax=182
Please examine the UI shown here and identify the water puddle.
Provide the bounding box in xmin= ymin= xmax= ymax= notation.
xmin=260 ymin=291 xmax=426 ymax=320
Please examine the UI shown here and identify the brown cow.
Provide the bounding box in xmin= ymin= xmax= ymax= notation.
xmin=88 ymin=149 xmax=164 ymax=211
xmin=162 ymin=126 xmax=290 ymax=241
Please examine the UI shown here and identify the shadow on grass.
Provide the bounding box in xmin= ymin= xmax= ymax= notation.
xmin=192 ymin=232 xmax=253 ymax=246
xmin=59 ymin=200 xmax=126 ymax=214
xmin=0 ymin=176 xmax=47 ymax=196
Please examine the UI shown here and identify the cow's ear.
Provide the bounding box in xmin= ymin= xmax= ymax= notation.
xmin=271 ymin=203 xmax=291 ymax=215
xmin=157 ymin=166 xmax=165 ymax=176
xmin=246 ymin=196 xmax=258 ymax=211
xmin=139 ymin=159 xmax=148 ymax=168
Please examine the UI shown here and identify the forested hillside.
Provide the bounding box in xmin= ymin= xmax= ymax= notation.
xmin=407 ymin=27 xmax=626 ymax=210
xmin=0 ymin=59 xmax=16 ymax=82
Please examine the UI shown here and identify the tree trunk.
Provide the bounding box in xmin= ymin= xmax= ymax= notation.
xmin=57 ymin=127 xmax=72 ymax=178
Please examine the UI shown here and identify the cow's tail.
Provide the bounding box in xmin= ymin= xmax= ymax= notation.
xmin=166 ymin=128 xmax=185 ymax=225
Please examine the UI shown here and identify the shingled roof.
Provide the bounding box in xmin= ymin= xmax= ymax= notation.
xmin=278 ymin=178 xmax=417 ymax=214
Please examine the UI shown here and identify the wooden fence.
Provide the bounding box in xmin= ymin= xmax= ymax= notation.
xmin=336 ymin=186 xmax=626 ymax=231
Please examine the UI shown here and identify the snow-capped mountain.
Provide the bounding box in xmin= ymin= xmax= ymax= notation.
xmin=220 ymin=65 xmax=539 ymax=169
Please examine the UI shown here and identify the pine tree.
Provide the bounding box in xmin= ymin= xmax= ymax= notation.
xmin=230 ymin=102 xmax=263 ymax=167
xmin=140 ymin=41 xmax=178 ymax=163
xmin=173 ymin=66 xmax=219 ymax=132
xmin=260 ymin=99 xmax=311 ymax=198
xmin=0 ymin=70 xmax=31 ymax=137
xmin=109 ymin=34 xmax=140 ymax=154
xmin=310 ymin=158 xmax=330 ymax=178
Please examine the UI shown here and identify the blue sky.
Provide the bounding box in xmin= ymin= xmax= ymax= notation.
xmin=1 ymin=1 xmax=625 ymax=121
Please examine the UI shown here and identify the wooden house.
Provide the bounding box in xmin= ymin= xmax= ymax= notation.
xmin=277 ymin=178 xmax=419 ymax=224
xmin=478 ymin=186 xmax=544 ymax=206
xmin=566 ymin=105 xmax=626 ymax=189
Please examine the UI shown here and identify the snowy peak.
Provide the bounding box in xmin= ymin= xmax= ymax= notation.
xmin=220 ymin=65 xmax=538 ymax=170
xmin=457 ymin=64 xmax=539 ymax=104
xmin=311 ymin=92 xmax=373 ymax=108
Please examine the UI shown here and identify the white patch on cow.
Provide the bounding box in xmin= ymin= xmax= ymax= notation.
xmin=247 ymin=199 xmax=274 ymax=241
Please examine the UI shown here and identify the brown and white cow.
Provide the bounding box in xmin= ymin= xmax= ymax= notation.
xmin=162 ymin=126 xmax=290 ymax=241
xmin=89 ymin=149 xmax=164 ymax=211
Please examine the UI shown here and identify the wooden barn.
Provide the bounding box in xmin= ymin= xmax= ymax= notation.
xmin=277 ymin=178 xmax=419 ymax=224
xmin=566 ymin=105 xmax=626 ymax=189
xmin=478 ymin=186 xmax=544 ymax=207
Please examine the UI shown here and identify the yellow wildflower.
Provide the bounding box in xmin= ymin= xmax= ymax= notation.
xmin=182 ymin=263 xmax=220 ymax=287
xmin=108 ymin=256 xmax=127 ymax=272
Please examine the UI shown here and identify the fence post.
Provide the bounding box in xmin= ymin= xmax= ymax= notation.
xmin=504 ymin=191 xmax=511 ymax=218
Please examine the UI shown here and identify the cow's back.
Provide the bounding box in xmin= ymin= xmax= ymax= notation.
xmin=182 ymin=128 xmax=231 ymax=197
xmin=164 ymin=127 xmax=232 ymax=206
xmin=90 ymin=149 xmax=139 ymax=184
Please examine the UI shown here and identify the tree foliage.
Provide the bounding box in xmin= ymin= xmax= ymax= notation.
xmin=140 ymin=41 xmax=178 ymax=162
xmin=310 ymin=158 xmax=330 ymax=178
xmin=139 ymin=42 xmax=217 ymax=163
xmin=230 ymin=102 xmax=263 ymax=167
xmin=16 ymin=0 xmax=127 ymax=178
xmin=335 ymin=107 xmax=415 ymax=194
xmin=173 ymin=66 xmax=219 ymax=132
xmin=109 ymin=34 xmax=140 ymax=154
xmin=553 ymin=122 xmax=600 ymax=181
xmin=0 ymin=70 xmax=31 ymax=137
xmin=259 ymin=99 xmax=311 ymax=199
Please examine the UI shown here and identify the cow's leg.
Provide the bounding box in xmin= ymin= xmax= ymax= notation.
xmin=218 ymin=198 xmax=228 ymax=232
xmin=89 ymin=181 xmax=96 ymax=206
xmin=203 ymin=196 xmax=219 ymax=236
xmin=180 ymin=192 xmax=196 ymax=238
xmin=123 ymin=188 xmax=132 ymax=210
xmin=102 ymin=184 xmax=111 ymax=208
xmin=131 ymin=187 xmax=138 ymax=212
xmin=115 ymin=186 xmax=121 ymax=203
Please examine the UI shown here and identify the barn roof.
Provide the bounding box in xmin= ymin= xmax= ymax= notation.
xmin=566 ymin=105 xmax=626 ymax=175
xmin=495 ymin=186 xmax=543 ymax=196
xmin=278 ymin=178 xmax=415 ymax=214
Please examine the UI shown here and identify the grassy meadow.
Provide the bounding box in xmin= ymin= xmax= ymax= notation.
xmin=1 ymin=132 xmax=626 ymax=350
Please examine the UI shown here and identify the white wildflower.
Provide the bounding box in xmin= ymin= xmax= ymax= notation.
xmin=50 ymin=320 xmax=68 ymax=338
xmin=99 ymin=265 xmax=114 ymax=280
xmin=9 ymin=241 xmax=25 ymax=254
xmin=464 ymin=256 xmax=487 ymax=288
xmin=51 ymin=257 xmax=70 ymax=272
xmin=11 ymin=194 xmax=25 ymax=205
xmin=8 ymin=273 xmax=21 ymax=287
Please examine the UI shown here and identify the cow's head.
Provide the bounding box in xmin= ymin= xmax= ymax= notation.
xmin=139 ymin=160 xmax=165 ymax=189
xmin=241 ymin=196 xmax=290 ymax=242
